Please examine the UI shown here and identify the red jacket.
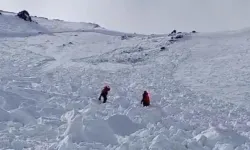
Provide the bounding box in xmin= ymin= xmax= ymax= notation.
xmin=101 ymin=86 xmax=110 ymax=95
xmin=142 ymin=92 xmax=150 ymax=104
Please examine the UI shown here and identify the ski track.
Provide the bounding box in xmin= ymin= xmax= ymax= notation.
xmin=0 ymin=11 xmax=250 ymax=150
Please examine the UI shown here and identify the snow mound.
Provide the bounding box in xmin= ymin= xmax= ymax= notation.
xmin=61 ymin=114 xmax=84 ymax=143
xmin=0 ymin=108 xmax=10 ymax=121
xmin=34 ymin=17 xmax=102 ymax=33
xmin=149 ymin=134 xmax=185 ymax=150
xmin=0 ymin=90 xmax=26 ymax=110
xmin=61 ymin=112 xmax=118 ymax=145
xmin=73 ymin=46 xmax=149 ymax=64
xmin=9 ymin=108 xmax=37 ymax=125
xmin=127 ymin=106 xmax=165 ymax=124
xmin=57 ymin=136 xmax=77 ymax=150
xmin=0 ymin=11 xmax=103 ymax=38
xmin=194 ymin=126 xmax=249 ymax=149
xmin=61 ymin=109 xmax=80 ymax=123
xmin=11 ymin=140 xmax=28 ymax=150
xmin=0 ymin=13 xmax=50 ymax=37
xmin=83 ymin=119 xmax=118 ymax=145
xmin=107 ymin=114 xmax=144 ymax=136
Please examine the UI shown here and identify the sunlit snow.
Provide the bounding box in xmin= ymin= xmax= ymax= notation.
xmin=0 ymin=10 xmax=250 ymax=150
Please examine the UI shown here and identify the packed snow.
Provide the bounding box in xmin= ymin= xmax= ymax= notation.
xmin=0 ymin=10 xmax=250 ymax=150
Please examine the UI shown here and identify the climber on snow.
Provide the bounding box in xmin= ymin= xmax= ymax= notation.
xmin=99 ymin=85 xmax=111 ymax=103
xmin=141 ymin=91 xmax=150 ymax=107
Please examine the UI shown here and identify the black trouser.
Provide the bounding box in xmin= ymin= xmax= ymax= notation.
xmin=142 ymin=101 xmax=150 ymax=107
xmin=99 ymin=94 xmax=107 ymax=103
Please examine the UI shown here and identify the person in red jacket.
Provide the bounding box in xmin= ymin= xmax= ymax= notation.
xmin=141 ymin=91 xmax=150 ymax=107
xmin=99 ymin=86 xmax=111 ymax=103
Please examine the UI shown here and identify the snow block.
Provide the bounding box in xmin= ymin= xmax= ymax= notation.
xmin=9 ymin=108 xmax=36 ymax=125
xmin=149 ymin=133 xmax=187 ymax=150
xmin=118 ymin=98 xmax=130 ymax=109
xmin=0 ymin=108 xmax=10 ymax=121
xmin=83 ymin=119 xmax=118 ymax=145
xmin=11 ymin=140 xmax=28 ymax=150
xmin=57 ymin=136 xmax=77 ymax=150
xmin=194 ymin=126 xmax=248 ymax=149
xmin=127 ymin=107 xmax=164 ymax=124
xmin=61 ymin=109 xmax=80 ymax=123
xmin=107 ymin=114 xmax=143 ymax=136
xmin=214 ymin=143 xmax=234 ymax=150
xmin=149 ymin=134 xmax=169 ymax=149
xmin=62 ymin=114 xmax=84 ymax=143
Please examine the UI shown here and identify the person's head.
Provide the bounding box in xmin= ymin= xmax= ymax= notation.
xmin=104 ymin=85 xmax=110 ymax=90
xmin=144 ymin=91 xmax=148 ymax=95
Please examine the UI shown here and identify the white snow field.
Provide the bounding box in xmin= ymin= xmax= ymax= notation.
xmin=0 ymin=11 xmax=250 ymax=150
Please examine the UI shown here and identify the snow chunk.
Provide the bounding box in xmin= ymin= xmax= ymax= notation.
xmin=127 ymin=106 xmax=164 ymax=124
xmin=41 ymin=106 xmax=64 ymax=116
xmin=194 ymin=126 xmax=248 ymax=149
xmin=61 ymin=109 xmax=80 ymax=123
xmin=57 ymin=136 xmax=77 ymax=150
xmin=9 ymin=108 xmax=36 ymax=125
xmin=62 ymin=114 xmax=84 ymax=143
xmin=11 ymin=140 xmax=28 ymax=150
xmin=149 ymin=133 xmax=188 ymax=150
xmin=118 ymin=98 xmax=130 ymax=109
xmin=184 ymin=139 xmax=208 ymax=150
xmin=83 ymin=119 xmax=118 ymax=145
xmin=65 ymin=102 xmax=86 ymax=111
xmin=107 ymin=114 xmax=143 ymax=136
xmin=149 ymin=134 xmax=169 ymax=149
xmin=214 ymin=143 xmax=234 ymax=150
xmin=0 ymin=108 xmax=10 ymax=121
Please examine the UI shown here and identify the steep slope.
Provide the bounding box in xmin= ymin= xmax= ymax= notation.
xmin=0 ymin=11 xmax=250 ymax=150
xmin=174 ymin=31 xmax=250 ymax=108
xmin=0 ymin=13 xmax=49 ymax=37
xmin=0 ymin=10 xmax=101 ymax=36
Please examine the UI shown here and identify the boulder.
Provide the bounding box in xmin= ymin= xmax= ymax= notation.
xmin=17 ymin=10 xmax=32 ymax=22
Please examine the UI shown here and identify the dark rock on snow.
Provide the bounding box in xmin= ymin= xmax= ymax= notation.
xmin=175 ymin=34 xmax=183 ymax=39
xmin=17 ymin=10 xmax=32 ymax=22
xmin=160 ymin=47 xmax=166 ymax=51
xmin=168 ymin=30 xmax=177 ymax=36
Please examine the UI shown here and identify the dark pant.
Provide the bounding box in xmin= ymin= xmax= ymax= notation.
xmin=99 ymin=94 xmax=107 ymax=103
xmin=143 ymin=101 xmax=150 ymax=107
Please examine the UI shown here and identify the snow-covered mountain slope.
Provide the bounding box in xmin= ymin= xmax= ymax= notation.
xmin=174 ymin=31 xmax=250 ymax=108
xmin=0 ymin=11 xmax=142 ymax=38
xmin=1 ymin=11 xmax=250 ymax=150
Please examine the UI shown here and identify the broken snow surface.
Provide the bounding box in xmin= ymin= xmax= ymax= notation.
xmin=0 ymin=10 xmax=250 ymax=150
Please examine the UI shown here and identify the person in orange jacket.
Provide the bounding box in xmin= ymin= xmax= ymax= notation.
xmin=141 ymin=91 xmax=150 ymax=107
xmin=99 ymin=85 xmax=111 ymax=103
